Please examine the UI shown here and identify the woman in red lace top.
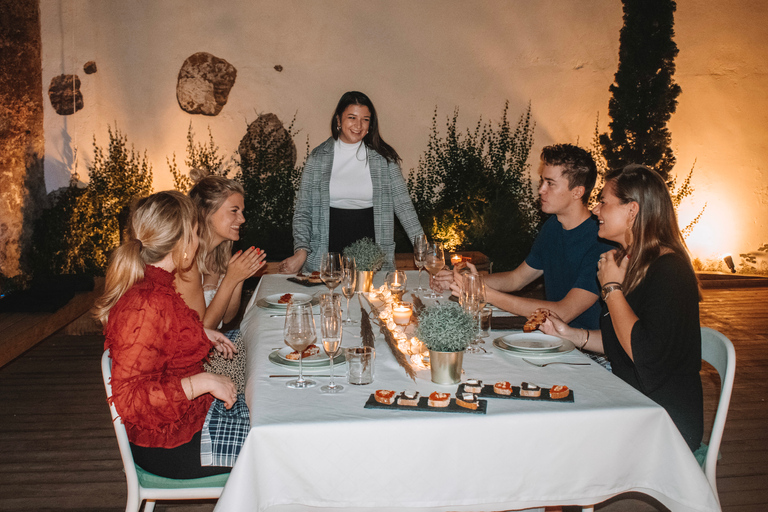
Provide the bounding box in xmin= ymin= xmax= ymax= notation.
xmin=95 ymin=191 xmax=238 ymax=479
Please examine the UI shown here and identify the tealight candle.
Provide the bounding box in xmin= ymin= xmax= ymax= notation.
xmin=451 ymin=254 xmax=462 ymax=266
xmin=392 ymin=302 xmax=413 ymax=326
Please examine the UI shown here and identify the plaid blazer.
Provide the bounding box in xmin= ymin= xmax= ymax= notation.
xmin=293 ymin=137 xmax=424 ymax=272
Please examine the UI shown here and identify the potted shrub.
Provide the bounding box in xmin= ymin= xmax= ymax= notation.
xmin=343 ymin=237 xmax=385 ymax=292
xmin=415 ymin=302 xmax=475 ymax=384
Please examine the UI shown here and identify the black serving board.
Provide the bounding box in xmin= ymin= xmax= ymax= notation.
xmin=458 ymin=383 xmax=574 ymax=403
xmin=287 ymin=277 xmax=325 ymax=287
xmin=364 ymin=394 xmax=487 ymax=414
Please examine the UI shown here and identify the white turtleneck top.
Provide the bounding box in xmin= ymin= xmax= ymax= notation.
xmin=329 ymin=139 xmax=373 ymax=209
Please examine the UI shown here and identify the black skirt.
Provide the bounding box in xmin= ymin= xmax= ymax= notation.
xmin=130 ymin=430 xmax=231 ymax=479
xmin=328 ymin=207 xmax=375 ymax=254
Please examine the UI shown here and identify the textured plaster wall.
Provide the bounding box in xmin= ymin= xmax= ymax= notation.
xmin=39 ymin=0 xmax=767 ymax=260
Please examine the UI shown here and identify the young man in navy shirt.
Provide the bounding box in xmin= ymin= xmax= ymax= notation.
xmin=434 ymin=143 xmax=612 ymax=330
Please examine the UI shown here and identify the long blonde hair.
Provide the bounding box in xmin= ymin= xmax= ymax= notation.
xmin=606 ymin=164 xmax=698 ymax=295
xmin=94 ymin=191 xmax=198 ymax=324
xmin=189 ymin=175 xmax=245 ymax=276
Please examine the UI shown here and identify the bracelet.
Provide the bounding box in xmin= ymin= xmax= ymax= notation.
xmin=579 ymin=329 xmax=590 ymax=350
xmin=601 ymin=281 xmax=622 ymax=288
xmin=188 ymin=376 xmax=194 ymax=400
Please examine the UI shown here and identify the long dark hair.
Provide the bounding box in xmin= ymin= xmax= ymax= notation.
xmin=606 ymin=164 xmax=697 ymax=295
xmin=330 ymin=91 xmax=401 ymax=164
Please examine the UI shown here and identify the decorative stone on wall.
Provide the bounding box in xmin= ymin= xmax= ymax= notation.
xmin=47 ymin=74 xmax=83 ymax=115
xmin=176 ymin=52 xmax=237 ymax=116
xmin=238 ymin=113 xmax=297 ymax=170
xmin=83 ymin=61 xmax=97 ymax=74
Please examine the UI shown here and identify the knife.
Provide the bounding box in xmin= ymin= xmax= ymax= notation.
xmin=269 ymin=374 xmax=332 ymax=378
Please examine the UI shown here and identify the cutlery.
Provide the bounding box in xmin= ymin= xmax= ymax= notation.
xmin=270 ymin=374 xmax=331 ymax=378
xmin=522 ymin=358 xmax=590 ymax=367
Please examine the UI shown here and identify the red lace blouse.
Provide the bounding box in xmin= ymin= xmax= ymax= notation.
xmin=104 ymin=265 xmax=214 ymax=448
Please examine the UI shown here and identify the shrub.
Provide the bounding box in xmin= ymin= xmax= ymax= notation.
xmin=407 ymin=103 xmax=542 ymax=271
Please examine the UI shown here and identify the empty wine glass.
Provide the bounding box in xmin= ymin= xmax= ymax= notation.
xmin=424 ymin=242 xmax=445 ymax=299
xmin=320 ymin=300 xmax=344 ymax=393
xmin=386 ymin=270 xmax=407 ymax=301
xmin=413 ymin=234 xmax=428 ymax=293
xmin=340 ymin=256 xmax=357 ymax=324
xmin=283 ymin=301 xmax=317 ymax=389
xmin=461 ymin=273 xmax=485 ymax=354
xmin=320 ymin=252 xmax=342 ymax=296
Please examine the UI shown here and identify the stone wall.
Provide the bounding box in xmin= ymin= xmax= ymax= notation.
xmin=0 ymin=0 xmax=45 ymax=278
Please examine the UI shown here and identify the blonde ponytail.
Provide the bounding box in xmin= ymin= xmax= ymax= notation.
xmin=94 ymin=191 xmax=197 ymax=324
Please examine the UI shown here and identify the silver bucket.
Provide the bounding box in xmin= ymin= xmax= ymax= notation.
xmin=429 ymin=350 xmax=464 ymax=385
xmin=355 ymin=271 xmax=374 ymax=293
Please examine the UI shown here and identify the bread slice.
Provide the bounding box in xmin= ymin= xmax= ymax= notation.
xmin=549 ymin=385 xmax=570 ymax=400
xmin=428 ymin=392 xmax=450 ymax=407
xmin=523 ymin=310 xmax=549 ymax=333
xmin=464 ymin=379 xmax=483 ymax=393
xmin=455 ymin=392 xmax=479 ymax=410
xmin=375 ymin=390 xmax=396 ymax=405
xmin=520 ymin=382 xmax=541 ymax=397
xmin=397 ymin=391 xmax=420 ymax=406
xmin=493 ymin=381 xmax=512 ymax=395
xmin=285 ymin=344 xmax=320 ymax=360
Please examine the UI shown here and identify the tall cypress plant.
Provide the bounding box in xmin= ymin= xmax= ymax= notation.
xmin=600 ymin=0 xmax=681 ymax=182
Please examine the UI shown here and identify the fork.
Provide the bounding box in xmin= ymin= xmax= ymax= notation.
xmin=522 ymin=358 xmax=591 ymax=367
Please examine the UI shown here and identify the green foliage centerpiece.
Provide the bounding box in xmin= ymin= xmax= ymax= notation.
xmin=343 ymin=238 xmax=385 ymax=292
xmin=415 ymin=302 xmax=475 ymax=384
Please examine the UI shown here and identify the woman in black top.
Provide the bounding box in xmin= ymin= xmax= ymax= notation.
xmin=541 ymin=164 xmax=703 ymax=452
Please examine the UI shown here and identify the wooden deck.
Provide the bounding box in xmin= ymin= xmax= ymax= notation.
xmin=0 ymin=285 xmax=766 ymax=512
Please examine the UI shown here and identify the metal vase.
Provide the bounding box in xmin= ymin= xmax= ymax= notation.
xmin=429 ymin=350 xmax=464 ymax=385
xmin=355 ymin=270 xmax=374 ymax=293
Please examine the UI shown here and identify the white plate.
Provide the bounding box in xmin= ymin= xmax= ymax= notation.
xmin=501 ymin=332 xmax=563 ymax=351
xmin=493 ymin=337 xmax=575 ymax=358
xmin=264 ymin=293 xmax=312 ymax=307
xmin=269 ymin=347 xmax=345 ymax=368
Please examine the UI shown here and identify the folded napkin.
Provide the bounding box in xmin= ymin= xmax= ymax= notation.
xmin=200 ymin=395 xmax=250 ymax=467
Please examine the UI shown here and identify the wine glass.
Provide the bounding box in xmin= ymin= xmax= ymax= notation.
xmin=413 ymin=234 xmax=428 ymax=293
xmin=320 ymin=252 xmax=342 ymax=296
xmin=424 ymin=242 xmax=445 ymax=299
xmin=340 ymin=256 xmax=357 ymax=324
xmin=283 ymin=301 xmax=317 ymax=389
xmin=460 ymin=273 xmax=483 ymax=354
xmin=320 ymin=300 xmax=344 ymax=393
xmin=386 ymin=270 xmax=407 ymax=301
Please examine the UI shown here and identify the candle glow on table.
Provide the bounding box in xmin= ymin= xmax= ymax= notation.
xmin=451 ymin=254 xmax=462 ymax=266
xmin=392 ymin=302 xmax=413 ymax=325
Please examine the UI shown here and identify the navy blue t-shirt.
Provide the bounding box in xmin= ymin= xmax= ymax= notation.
xmin=525 ymin=215 xmax=613 ymax=329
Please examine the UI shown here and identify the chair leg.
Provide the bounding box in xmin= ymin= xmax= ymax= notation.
xmin=143 ymin=500 xmax=156 ymax=512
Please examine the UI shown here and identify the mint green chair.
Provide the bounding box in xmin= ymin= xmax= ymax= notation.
xmin=101 ymin=350 xmax=229 ymax=512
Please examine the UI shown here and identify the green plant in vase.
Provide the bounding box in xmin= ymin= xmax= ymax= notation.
xmin=343 ymin=238 xmax=385 ymax=292
xmin=416 ymin=302 xmax=476 ymax=384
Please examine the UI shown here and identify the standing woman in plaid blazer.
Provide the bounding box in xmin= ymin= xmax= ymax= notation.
xmin=279 ymin=91 xmax=424 ymax=274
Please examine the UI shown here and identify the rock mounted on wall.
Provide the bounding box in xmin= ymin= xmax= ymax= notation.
xmin=83 ymin=61 xmax=97 ymax=74
xmin=48 ymin=74 xmax=83 ymax=115
xmin=177 ymin=52 xmax=237 ymax=116
xmin=238 ymin=113 xmax=297 ymax=171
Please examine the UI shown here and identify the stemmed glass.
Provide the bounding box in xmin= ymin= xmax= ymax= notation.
xmin=320 ymin=299 xmax=344 ymax=393
xmin=340 ymin=256 xmax=357 ymax=324
xmin=413 ymin=234 xmax=428 ymax=293
xmin=283 ymin=300 xmax=317 ymax=389
xmin=320 ymin=252 xmax=342 ymax=296
xmin=424 ymin=242 xmax=445 ymax=299
xmin=461 ymin=273 xmax=486 ymax=353
xmin=386 ymin=270 xmax=407 ymax=301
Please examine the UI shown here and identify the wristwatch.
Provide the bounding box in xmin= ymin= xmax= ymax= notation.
xmin=601 ymin=283 xmax=623 ymax=301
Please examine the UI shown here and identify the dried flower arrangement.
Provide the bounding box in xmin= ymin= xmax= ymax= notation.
xmin=343 ymin=237 xmax=385 ymax=272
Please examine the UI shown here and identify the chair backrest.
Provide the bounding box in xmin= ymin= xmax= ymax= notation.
xmin=101 ymin=349 xmax=144 ymax=511
xmin=700 ymin=327 xmax=736 ymax=503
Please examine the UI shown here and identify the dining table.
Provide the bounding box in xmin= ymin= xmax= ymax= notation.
xmin=213 ymin=271 xmax=720 ymax=512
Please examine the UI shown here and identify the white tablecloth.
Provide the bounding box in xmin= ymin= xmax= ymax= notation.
xmin=214 ymin=273 xmax=719 ymax=512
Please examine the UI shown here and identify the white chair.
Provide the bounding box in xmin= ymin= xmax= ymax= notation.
xmin=700 ymin=326 xmax=736 ymax=504
xmin=101 ymin=350 xmax=229 ymax=512
xmin=581 ymin=327 xmax=736 ymax=511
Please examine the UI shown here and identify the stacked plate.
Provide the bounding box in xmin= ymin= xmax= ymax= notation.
xmin=268 ymin=347 xmax=346 ymax=370
xmin=493 ymin=332 xmax=575 ymax=358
